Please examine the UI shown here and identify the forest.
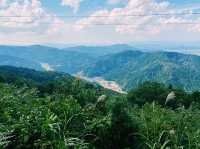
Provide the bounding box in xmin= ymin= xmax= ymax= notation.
xmin=0 ymin=66 xmax=200 ymax=149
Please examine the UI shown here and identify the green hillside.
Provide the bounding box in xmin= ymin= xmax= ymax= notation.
xmin=1 ymin=45 xmax=200 ymax=91
xmin=0 ymin=45 xmax=133 ymax=73
xmin=63 ymin=44 xmax=134 ymax=57
xmin=0 ymin=45 xmax=94 ymax=73
xmin=84 ymin=50 xmax=200 ymax=91
xmin=0 ymin=66 xmax=114 ymax=103
xmin=0 ymin=55 xmax=41 ymax=70
xmin=0 ymin=66 xmax=200 ymax=149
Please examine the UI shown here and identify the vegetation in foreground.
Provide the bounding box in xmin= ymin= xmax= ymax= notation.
xmin=0 ymin=66 xmax=200 ymax=149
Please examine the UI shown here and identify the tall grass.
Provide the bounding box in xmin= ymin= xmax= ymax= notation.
xmin=131 ymin=103 xmax=200 ymax=149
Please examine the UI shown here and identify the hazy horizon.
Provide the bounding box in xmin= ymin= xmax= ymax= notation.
xmin=1 ymin=41 xmax=200 ymax=55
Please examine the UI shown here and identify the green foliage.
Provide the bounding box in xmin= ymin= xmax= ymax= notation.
xmin=2 ymin=45 xmax=200 ymax=92
xmin=109 ymin=98 xmax=139 ymax=149
xmin=132 ymin=103 xmax=200 ymax=149
xmin=0 ymin=45 xmax=95 ymax=74
xmin=0 ymin=67 xmax=200 ymax=149
xmin=0 ymin=131 xmax=13 ymax=148
xmin=84 ymin=50 xmax=200 ymax=91
xmin=128 ymin=81 xmax=200 ymax=109
xmin=127 ymin=81 xmax=168 ymax=106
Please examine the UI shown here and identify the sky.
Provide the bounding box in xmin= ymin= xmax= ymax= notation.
xmin=0 ymin=0 xmax=200 ymax=45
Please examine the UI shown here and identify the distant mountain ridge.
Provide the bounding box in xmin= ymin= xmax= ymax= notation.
xmin=0 ymin=44 xmax=200 ymax=91
xmin=0 ymin=54 xmax=42 ymax=70
xmin=63 ymin=44 xmax=134 ymax=57
xmin=0 ymin=45 xmax=95 ymax=73
xmin=83 ymin=50 xmax=200 ymax=91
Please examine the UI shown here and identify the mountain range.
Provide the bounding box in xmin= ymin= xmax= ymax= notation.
xmin=83 ymin=50 xmax=200 ymax=91
xmin=0 ymin=45 xmax=94 ymax=73
xmin=0 ymin=44 xmax=200 ymax=91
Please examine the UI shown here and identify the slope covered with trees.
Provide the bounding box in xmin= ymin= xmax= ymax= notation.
xmin=0 ymin=55 xmax=41 ymax=70
xmin=1 ymin=45 xmax=200 ymax=91
xmin=84 ymin=50 xmax=200 ymax=91
xmin=0 ymin=66 xmax=114 ymax=104
xmin=0 ymin=66 xmax=200 ymax=149
xmin=0 ymin=45 xmax=95 ymax=73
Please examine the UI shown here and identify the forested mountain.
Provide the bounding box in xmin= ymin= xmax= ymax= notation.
xmin=0 ymin=55 xmax=41 ymax=70
xmin=0 ymin=66 xmax=68 ymax=84
xmin=83 ymin=50 xmax=200 ymax=91
xmin=0 ymin=45 xmax=133 ymax=73
xmin=63 ymin=44 xmax=134 ymax=57
xmin=0 ymin=66 xmax=200 ymax=149
xmin=1 ymin=45 xmax=200 ymax=91
xmin=0 ymin=45 xmax=94 ymax=73
xmin=0 ymin=66 xmax=115 ymax=103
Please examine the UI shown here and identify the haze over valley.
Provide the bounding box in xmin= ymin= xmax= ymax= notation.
xmin=0 ymin=44 xmax=200 ymax=92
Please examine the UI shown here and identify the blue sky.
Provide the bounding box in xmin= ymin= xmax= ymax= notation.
xmin=41 ymin=0 xmax=200 ymax=16
xmin=42 ymin=0 xmax=125 ymax=14
xmin=41 ymin=0 xmax=200 ymax=13
xmin=0 ymin=0 xmax=200 ymax=45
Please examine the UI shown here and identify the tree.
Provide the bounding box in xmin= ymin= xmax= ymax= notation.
xmin=127 ymin=81 xmax=168 ymax=106
xmin=109 ymin=97 xmax=139 ymax=149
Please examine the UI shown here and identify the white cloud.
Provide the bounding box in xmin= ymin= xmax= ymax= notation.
xmin=0 ymin=0 xmax=75 ymax=44
xmin=188 ymin=18 xmax=200 ymax=32
xmin=0 ymin=0 xmax=200 ymax=45
xmin=0 ymin=0 xmax=96 ymax=45
xmin=0 ymin=0 xmax=53 ymax=28
xmin=75 ymin=0 xmax=200 ymax=35
xmin=0 ymin=0 xmax=7 ymax=7
xmin=76 ymin=0 xmax=171 ymax=34
xmin=46 ymin=18 xmax=75 ymax=36
xmin=61 ymin=0 xmax=83 ymax=13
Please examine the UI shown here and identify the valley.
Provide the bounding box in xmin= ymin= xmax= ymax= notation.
xmin=1 ymin=0 xmax=200 ymax=148
xmin=0 ymin=65 xmax=200 ymax=149
xmin=0 ymin=44 xmax=199 ymax=92
xmin=75 ymin=72 xmax=126 ymax=93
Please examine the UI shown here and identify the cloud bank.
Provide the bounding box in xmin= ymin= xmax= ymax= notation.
xmin=0 ymin=0 xmax=200 ymax=45
xmin=76 ymin=0 xmax=200 ymax=35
